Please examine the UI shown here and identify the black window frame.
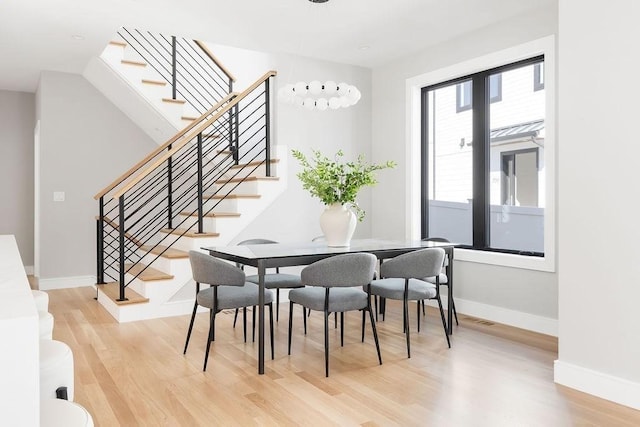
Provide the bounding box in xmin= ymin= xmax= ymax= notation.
xmin=421 ymin=55 xmax=545 ymax=257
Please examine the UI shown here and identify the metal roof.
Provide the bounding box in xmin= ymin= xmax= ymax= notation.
xmin=490 ymin=119 xmax=544 ymax=142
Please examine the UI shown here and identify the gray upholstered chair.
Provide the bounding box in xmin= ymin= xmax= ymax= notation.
xmin=238 ymin=239 xmax=303 ymax=322
xmin=184 ymin=250 xmax=275 ymax=371
xmin=287 ymin=253 xmax=381 ymax=377
xmin=370 ymin=248 xmax=450 ymax=358
xmin=421 ymin=237 xmax=458 ymax=325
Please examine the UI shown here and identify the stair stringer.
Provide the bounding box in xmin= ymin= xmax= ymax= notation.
xmin=83 ymin=55 xmax=181 ymax=145
xmin=96 ymin=146 xmax=288 ymax=323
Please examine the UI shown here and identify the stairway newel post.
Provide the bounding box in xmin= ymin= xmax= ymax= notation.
xmin=171 ymin=36 xmax=177 ymax=100
xmin=197 ymin=133 xmax=204 ymax=234
xmin=118 ymin=195 xmax=127 ymax=302
xmin=167 ymin=144 xmax=173 ymax=229
xmin=96 ymin=197 xmax=105 ymax=285
xmin=265 ymin=78 xmax=271 ymax=177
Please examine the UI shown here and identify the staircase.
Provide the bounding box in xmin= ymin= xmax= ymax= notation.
xmin=92 ymin=28 xmax=283 ymax=322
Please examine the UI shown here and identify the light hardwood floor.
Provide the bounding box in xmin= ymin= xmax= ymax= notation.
xmin=47 ymin=287 xmax=640 ymax=426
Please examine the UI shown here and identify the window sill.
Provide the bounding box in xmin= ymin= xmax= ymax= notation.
xmin=454 ymin=248 xmax=555 ymax=272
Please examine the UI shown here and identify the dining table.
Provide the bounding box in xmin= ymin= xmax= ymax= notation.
xmin=204 ymin=238 xmax=456 ymax=374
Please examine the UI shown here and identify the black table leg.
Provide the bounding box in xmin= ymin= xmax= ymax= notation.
xmin=258 ymin=261 xmax=266 ymax=374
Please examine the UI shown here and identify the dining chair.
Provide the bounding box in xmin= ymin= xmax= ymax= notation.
xmin=370 ymin=248 xmax=450 ymax=358
xmin=183 ymin=250 xmax=275 ymax=371
xmin=235 ymin=239 xmax=303 ymax=323
xmin=421 ymin=237 xmax=458 ymax=326
xmin=287 ymin=253 xmax=381 ymax=377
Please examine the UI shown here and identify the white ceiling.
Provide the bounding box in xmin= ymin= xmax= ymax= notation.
xmin=0 ymin=0 xmax=556 ymax=93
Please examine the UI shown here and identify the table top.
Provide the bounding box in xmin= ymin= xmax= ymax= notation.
xmin=203 ymin=238 xmax=454 ymax=267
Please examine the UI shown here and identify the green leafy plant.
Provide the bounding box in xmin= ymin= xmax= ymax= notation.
xmin=292 ymin=149 xmax=396 ymax=221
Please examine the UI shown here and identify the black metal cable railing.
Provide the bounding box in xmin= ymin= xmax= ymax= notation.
xmin=117 ymin=27 xmax=235 ymax=117
xmin=95 ymin=72 xmax=276 ymax=301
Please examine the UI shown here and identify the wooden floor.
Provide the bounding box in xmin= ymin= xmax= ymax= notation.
xmin=48 ymin=287 xmax=640 ymax=426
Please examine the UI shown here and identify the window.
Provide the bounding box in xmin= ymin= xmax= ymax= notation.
xmin=501 ymin=149 xmax=539 ymax=207
xmin=456 ymin=80 xmax=472 ymax=112
xmin=456 ymin=74 xmax=502 ymax=112
xmin=489 ymin=73 xmax=502 ymax=102
xmin=534 ymin=62 xmax=544 ymax=91
xmin=422 ymin=56 xmax=545 ymax=256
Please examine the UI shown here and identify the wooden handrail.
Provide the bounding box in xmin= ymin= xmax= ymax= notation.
xmin=111 ymin=70 xmax=277 ymax=200
xmin=194 ymin=40 xmax=237 ymax=83
xmin=94 ymin=93 xmax=238 ymax=200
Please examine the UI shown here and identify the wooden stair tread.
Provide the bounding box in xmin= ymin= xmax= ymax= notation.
xmin=141 ymin=79 xmax=167 ymax=86
xmin=162 ymin=98 xmax=186 ymax=104
xmin=230 ymin=159 xmax=279 ymax=169
xmin=140 ymin=245 xmax=189 ymax=259
xmin=160 ymin=228 xmax=220 ymax=238
xmin=205 ymin=194 xmax=261 ymax=200
xmin=181 ymin=116 xmax=197 ymax=121
xmin=215 ymin=176 xmax=279 ymax=184
xmin=109 ymin=41 xmax=126 ymax=47
xmin=98 ymin=283 xmax=149 ymax=305
xmin=125 ymin=263 xmax=173 ymax=281
xmin=121 ymin=59 xmax=147 ymax=67
xmin=179 ymin=211 xmax=241 ymax=218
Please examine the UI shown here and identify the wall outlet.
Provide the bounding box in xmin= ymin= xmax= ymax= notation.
xmin=53 ymin=191 xmax=65 ymax=202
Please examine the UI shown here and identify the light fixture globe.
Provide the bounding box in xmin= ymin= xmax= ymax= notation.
xmin=279 ymin=80 xmax=361 ymax=111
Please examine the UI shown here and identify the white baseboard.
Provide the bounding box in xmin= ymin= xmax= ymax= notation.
xmin=38 ymin=275 xmax=96 ymax=290
xmin=425 ymin=295 xmax=557 ymax=336
xmin=24 ymin=265 xmax=34 ymax=275
xmin=554 ymin=360 xmax=640 ymax=410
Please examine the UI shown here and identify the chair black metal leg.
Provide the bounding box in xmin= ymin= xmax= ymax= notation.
xmin=269 ymin=303 xmax=274 ymax=360
xmin=183 ymin=300 xmax=198 ymax=354
xmin=340 ymin=312 xmax=344 ymax=347
xmin=203 ymin=310 xmax=216 ymax=371
xmin=374 ymin=296 xmax=379 ymax=322
xmin=252 ymin=305 xmax=256 ymax=343
xmin=452 ymin=296 xmax=459 ymax=326
xmin=436 ymin=296 xmax=451 ymax=348
xmin=303 ymin=307 xmax=307 ymax=335
xmin=334 ymin=311 xmax=337 ymax=329
xmin=324 ymin=308 xmax=330 ymax=377
xmin=288 ymin=301 xmax=294 ymax=355
xmin=381 ymin=297 xmax=386 ymax=321
xmin=417 ymin=298 xmax=421 ymax=333
xmin=422 ymin=299 xmax=426 ymax=315
xmin=276 ymin=289 xmax=280 ymax=322
xmin=243 ymin=307 xmax=247 ymax=343
xmin=361 ymin=309 xmax=366 ymax=342
xmin=233 ymin=308 xmax=239 ymax=328
xmin=404 ymin=295 xmax=411 ymax=358
xmin=367 ymin=305 xmax=382 ymax=365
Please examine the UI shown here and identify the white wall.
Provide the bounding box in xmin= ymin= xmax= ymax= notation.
xmin=36 ymin=72 xmax=158 ymax=284
xmin=0 ymin=91 xmax=35 ymax=266
xmin=555 ymin=0 xmax=640 ymax=409
xmin=371 ymin=7 xmax=558 ymax=328
xmin=204 ymin=44 xmax=374 ymax=243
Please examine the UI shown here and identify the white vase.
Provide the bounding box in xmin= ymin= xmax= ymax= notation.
xmin=319 ymin=203 xmax=357 ymax=247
